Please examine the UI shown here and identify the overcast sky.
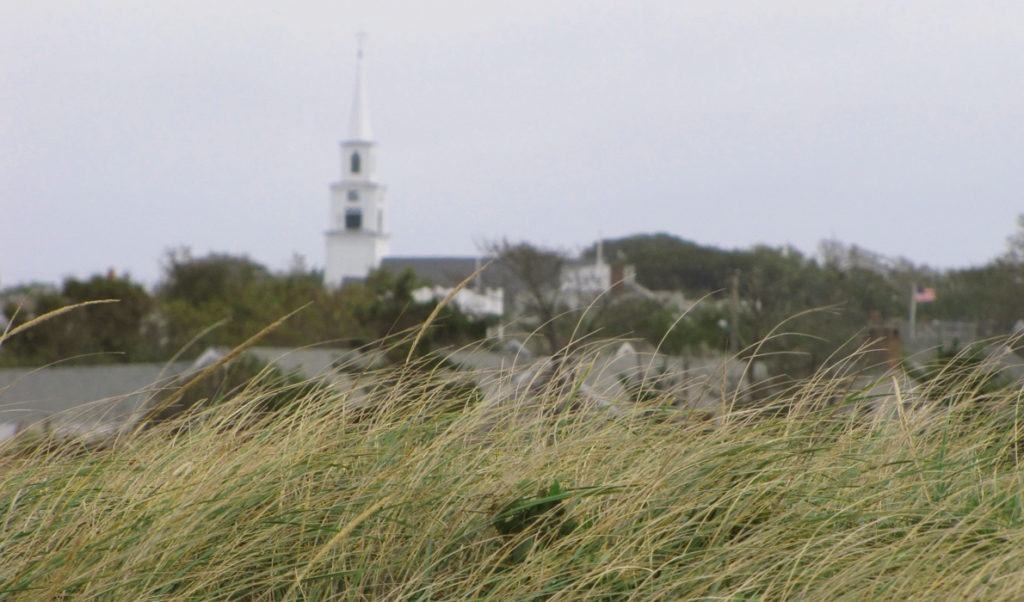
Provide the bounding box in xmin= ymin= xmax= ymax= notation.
xmin=3 ymin=1 xmax=1023 ymax=287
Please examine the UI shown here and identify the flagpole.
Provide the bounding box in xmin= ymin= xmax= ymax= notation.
xmin=908 ymin=283 xmax=917 ymax=344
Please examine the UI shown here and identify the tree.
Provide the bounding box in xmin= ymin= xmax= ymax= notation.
xmin=588 ymin=233 xmax=737 ymax=293
xmin=589 ymin=298 xmax=731 ymax=355
xmin=156 ymin=249 xmax=364 ymax=351
xmin=488 ymin=240 xmax=567 ymax=354
xmin=63 ymin=273 xmax=154 ymax=360
xmin=593 ymin=234 xmax=919 ymax=380
xmin=1 ymin=273 xmax=153 ymax=365
xmin=157 ymin=250 xmax=276 ymax=349
xmin=344 ymin=267 xmax=487 ymax=359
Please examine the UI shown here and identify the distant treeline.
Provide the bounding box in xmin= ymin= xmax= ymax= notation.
xmin=577 ymin=230 xmax=1023 ymax=375
xmin=3 ymin=227 xmax=1023 ymax=378
xmin=588 ymin=232 xmax=1022 ymax=330
xmin=0 ymin=250 xmax=486 ymax=367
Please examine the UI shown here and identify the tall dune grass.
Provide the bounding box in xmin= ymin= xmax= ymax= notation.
xmin=3 ymin=341 xmax=1024 ymax=600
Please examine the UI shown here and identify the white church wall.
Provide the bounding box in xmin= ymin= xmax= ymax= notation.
xmin=325 ymin=233 xmax=390 ymax=287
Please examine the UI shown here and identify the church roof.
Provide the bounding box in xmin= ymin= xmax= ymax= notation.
xmin=381 ymin=257 xmax=510 ymax=290
xmin=347 ymin=45 xmax=374 ymax=142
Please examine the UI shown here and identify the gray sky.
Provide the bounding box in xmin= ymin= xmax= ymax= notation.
xmin=3 ymin=1 xmax=1023 ymax=288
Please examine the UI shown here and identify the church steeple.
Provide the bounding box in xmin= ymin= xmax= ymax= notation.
xmin=324 ymin=36 xmax=390 ymax=288
xmin=347 ymin=34 xmax=374 ymax=142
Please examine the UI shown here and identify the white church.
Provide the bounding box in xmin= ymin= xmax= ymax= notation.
xmin=322 ymin=44 xmax=503 ymax=317
xmin=322 ymin=44 xmax=632 ymax=318
xmin=323 ymin=44 xmax=390 ymax=287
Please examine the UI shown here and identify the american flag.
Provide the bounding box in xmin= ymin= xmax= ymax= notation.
xmin=915 ymin=286 xmax=936 ymax=303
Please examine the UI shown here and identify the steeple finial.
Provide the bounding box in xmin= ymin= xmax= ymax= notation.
xmin=347 ymin=33 xmax=374 ymax=141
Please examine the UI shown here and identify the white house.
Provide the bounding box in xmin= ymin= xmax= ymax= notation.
xmin=559 ymin=243 xmax=637 ymax=308
xmin=411 ymin=285 xmax=505 ymax=317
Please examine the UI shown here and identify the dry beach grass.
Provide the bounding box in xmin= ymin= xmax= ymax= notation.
xmin=3 ymin=333 xmax=1024 ymax=600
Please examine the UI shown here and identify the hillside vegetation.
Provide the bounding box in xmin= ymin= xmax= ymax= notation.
xmin=8 ymin=222 xmax=1024 ymax=378
xmin=3 ymin=340 xmax=1024 ymax=600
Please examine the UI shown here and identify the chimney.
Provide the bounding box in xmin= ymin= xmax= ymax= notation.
xmin=611 ymin=263 xmax=625 ymax=294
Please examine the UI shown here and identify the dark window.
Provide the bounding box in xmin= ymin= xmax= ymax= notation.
xmin=350 ymin=152 xmax=361 ymax=174
xmin=345 ymin=211 xmax=362 ymax=230
xmin=347 ymin=189 xmax=359 ymax=201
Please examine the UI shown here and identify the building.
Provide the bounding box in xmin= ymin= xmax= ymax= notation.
xmin=322 ymin=46 xmax=504 ymax=316
xmin=559 ymin=244 xmax=637 ymax=308
xmin=320 ymin=45 xmax=636 ymax=320
xmin=0 ymin=361 xmax=194 ymax=443
xmin=324 ymin=43 xmax=390 ymax=287
xmin=382 ymin=257 xmax=507 ymax=317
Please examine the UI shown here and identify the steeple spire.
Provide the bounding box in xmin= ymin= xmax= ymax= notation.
xmin=347 ymin=33 xmax=374 ymax=142
xmin=325 ymin=33 xmax=389 ymax=287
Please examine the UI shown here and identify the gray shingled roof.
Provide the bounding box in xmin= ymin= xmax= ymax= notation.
xmin=381 ymin=256 xmax=513 ymax=290
xmin=0 ymin=346 xmax=385 ymax=441
xmin=0 ymin=362 xmax=192 ymax=437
